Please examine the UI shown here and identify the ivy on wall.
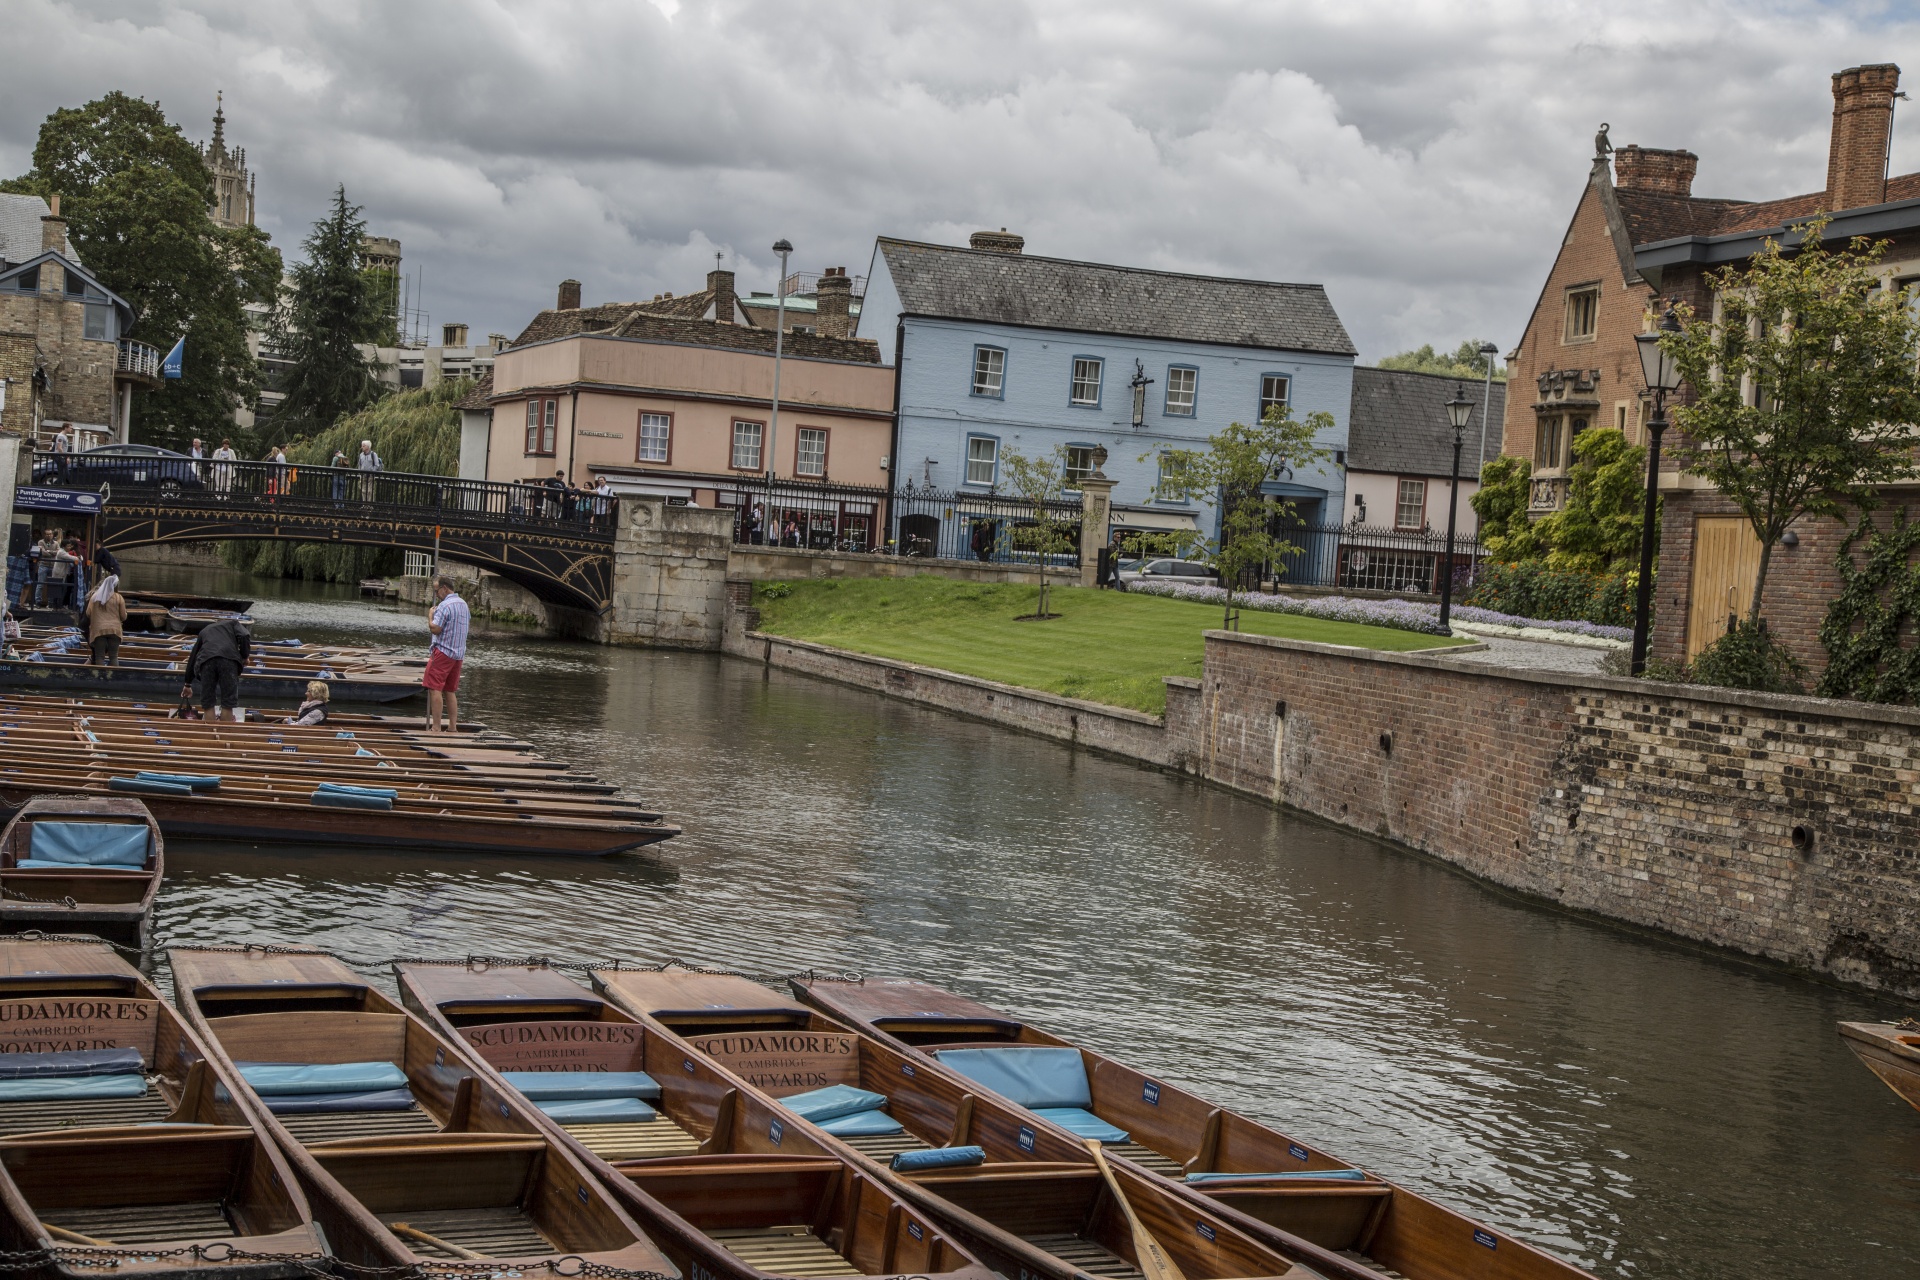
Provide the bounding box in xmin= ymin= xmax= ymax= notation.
xmin=1817 ymin=511 xmax=1920 ymax=703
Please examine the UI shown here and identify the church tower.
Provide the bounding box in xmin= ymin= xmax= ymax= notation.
xmin=198 ymin=92 xmax=256 ymax=230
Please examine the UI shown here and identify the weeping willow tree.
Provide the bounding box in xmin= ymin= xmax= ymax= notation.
xmin=223 ymin=378 xmax=471 ymax=581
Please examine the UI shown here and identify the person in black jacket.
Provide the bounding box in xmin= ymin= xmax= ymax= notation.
xmin=183 ymin=617 xmax=251 ymax=722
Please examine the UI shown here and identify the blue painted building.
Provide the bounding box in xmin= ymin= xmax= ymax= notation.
xmin=857 ymin=232 xmax=1357 ymax=547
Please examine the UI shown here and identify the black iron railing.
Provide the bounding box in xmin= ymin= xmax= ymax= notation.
xmin=890 ymin=483 xmax=1083 ymax=566
xmin=1258 ymin=520 xmax=1485 ymax=594
xmin=30 ymin=453 xmax=617 ymax=539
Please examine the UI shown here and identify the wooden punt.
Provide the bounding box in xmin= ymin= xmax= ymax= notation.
xmin=1837 ymin=1020 xmax=1920 ymax=1112
xmin=592 ymin=968 xmax=1367 ymax=1280
xmin=122 ymin=592 xmax=254 ymax=613
xmin=793 ymin=978 xmax=1595 ymax=1280
xmin=394 ymin=961 xmax=999 ymax=1280
xmin=165 ymin=610 xmax=251 ymax=635
xmin=0 ymin=658 xmax=422 ymax=705
xmin=0 ymin=937 xmax=324 ymax=1280
xmin=0 ymin=796 xmax=161 ymax=946
xmin=167 ymin=946 xmax=679 ymax=1275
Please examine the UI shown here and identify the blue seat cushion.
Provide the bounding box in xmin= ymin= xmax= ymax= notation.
xmin=538 ymin=1096 xmax=657 ymax=1124
xmin=108 ymin=777 xmax=191 ymax=796
xmin=933 ymin=1047 xmax=1091 ymax=1109
xmin=782 ymin=1084 xmax=889 ymax=1123
xmin=891 ymin=1145 xmax=985 ymax=1172
xmin=501 ymin=1071 xmax=661 ymax=1102
xmin=27 ymin=821 xmax=149 ymax=867
xmin=1033 ymin=1107 xmax=1130 ymax=1144
xmin=133 ymin=772 xmax=220 ymax=791
xmin=317 ymin=782 xmax=399 ymax=799
xmin=0 ymin=1049 xmax=142 ymax=1080
xmin=1185 ymin=1170 xmax=1366 ymax=1184
xmin=817 ymin=1108 xmax=904 ymax=1137
xmin=264 ymin=1088 xmax=417 ymax=1115
xmin=0 ymin=1074 xmax=146 ymax=1102
xmin=310 ymin=790 xmax=392 ymax=810
xmin=236 ymin=1061 xmax=409 ymax=1096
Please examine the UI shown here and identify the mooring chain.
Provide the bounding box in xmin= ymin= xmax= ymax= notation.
xmin=19 ymin=1242 xmax=685 ymax=1280
xmin=0 ymin=887 xmax=81 ymax=909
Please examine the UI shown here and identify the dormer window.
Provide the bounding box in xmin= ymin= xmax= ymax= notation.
xmin=9 ymin=267 xmax=38 ymax=294
xmin=64 ymin=269 xmax=85 ymax=297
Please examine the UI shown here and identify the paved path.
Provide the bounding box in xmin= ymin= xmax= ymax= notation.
xmin=1447 ymin=633 xmax=1614 ymax=677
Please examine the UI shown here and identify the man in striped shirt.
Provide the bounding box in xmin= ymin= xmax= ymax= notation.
xmin=424 ymin=575 xmax=471 ymax=734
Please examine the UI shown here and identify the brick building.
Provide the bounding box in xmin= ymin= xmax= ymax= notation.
xmin=1502 ymin=63 xmax=1920 ymax=673
xmin=0 ymin=194 xmax=156 ymax=447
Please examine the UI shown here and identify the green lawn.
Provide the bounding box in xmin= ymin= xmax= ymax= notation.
xmin=752 ymin=576 xmax=1469 ymax=715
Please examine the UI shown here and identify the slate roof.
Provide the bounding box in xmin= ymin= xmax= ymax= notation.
xmin=1617 ymin=170 xmax=1920 ymax=246
xmin=1347 ymin=366 xmax=1507 ymax=478
xmin=0 ymin=194 xmax=76 ymax=266
xmin=873 ymin=238 xmax=1356 ymax=356
xmin=452 ymin=374 xmax=493 ymax=411
xmin=505 ymin=305 xmax=880 ymax=364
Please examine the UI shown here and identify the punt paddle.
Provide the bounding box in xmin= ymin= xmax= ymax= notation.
xmin=1086 ymin=1139 xmax=1188 ymax=1280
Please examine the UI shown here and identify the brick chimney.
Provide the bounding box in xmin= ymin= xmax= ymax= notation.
xmin=706 ymin=268 xmax=737 ymax=323
xmin=969 ymin=228 xmax=1025 ymax=254
xmin=1613 ymin=145 xmax=1698 ymax=196
xmin=1827 ymin=63 xmax=1902 ymax=211
xmin=557 ymin=279 xmax=582 ymax=310
xmin=816 ymin=267 xmax=853 ymax=339
xmin=40 ymin=194 xmax=66 ymax=254
xmin=441 ymin=323 xmax=469 ymax=348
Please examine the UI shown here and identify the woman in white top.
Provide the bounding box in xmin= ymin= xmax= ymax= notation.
xmin=211 ymin=438 xmax=237 ymax=495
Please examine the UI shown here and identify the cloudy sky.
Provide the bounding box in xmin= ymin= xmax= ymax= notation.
xmin=5 ymin=1 xmax=1918 ymax=360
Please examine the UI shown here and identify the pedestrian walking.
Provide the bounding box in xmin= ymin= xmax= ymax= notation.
xmin=423 ymin=574 xmax=470 ymax=735
xmin=183 ymin=615 xmax=251 ymax=722
xmin=211 ymin=438 xmax=236 ymax=496
xmin=84 ymin=573 xmax=126 ymax=667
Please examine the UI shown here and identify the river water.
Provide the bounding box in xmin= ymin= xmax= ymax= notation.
xmin=122 ymin=567 xmax=1918 ymax=1279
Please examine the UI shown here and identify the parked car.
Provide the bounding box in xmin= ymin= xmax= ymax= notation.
xmin=1119 ymin=557 xmax=1219 ymax=585
xmin=33 ymin=444 xmax=205 ymax=496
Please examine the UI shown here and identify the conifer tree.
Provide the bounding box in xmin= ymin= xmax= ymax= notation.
xmin=272 ymin=186 xmax=386 ymax=441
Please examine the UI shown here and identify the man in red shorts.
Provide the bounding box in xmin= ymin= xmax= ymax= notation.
xmin=423 ymin=575 xmax=470 ymax=733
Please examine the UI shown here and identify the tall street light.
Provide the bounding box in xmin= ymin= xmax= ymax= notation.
xmin=1440 ymin=384 xmax=1475 ymax=630
xmin=1630 ymin=302 xmax=1685 ymax=675
xmin=1475 ymin=340 xmax=1500 ymax=471
xmin=768 ymin=239 xmax=792 ymax=535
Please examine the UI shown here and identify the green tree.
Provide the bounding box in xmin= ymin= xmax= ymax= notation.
xmin=1667 ymin=218 xmax=1920 ymax=623
xmin=999 ymin=445 xmax=1077 ymax=620
xmin=272 ymin=187 xmax=387 ymax=441
xmin=1153 ymin=405 xmax=1333 ymax=627
xmin=1377 ymin=340 xmax=1506 ymax=381
xmin=1468 ymin=453 xmax=1541 ymax=562
xmin=1 ymin=92 xmax=281 ymax=449
xmin=1536 ymin=426 xmax=1649 ymax=573
xmin=223 ymin=378 xmax=468 ymax=582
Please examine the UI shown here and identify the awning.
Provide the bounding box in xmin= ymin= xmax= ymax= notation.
xmin=1110 ymin=507 xmax=1200 ymax=532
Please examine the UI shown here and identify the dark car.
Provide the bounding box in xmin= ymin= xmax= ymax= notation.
xmin=33 ymin=444 xmax=205 ymax=496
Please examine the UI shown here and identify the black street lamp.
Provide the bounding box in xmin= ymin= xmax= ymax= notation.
xmin=1439 ymin=384 xmax=1474 ymax=629
xmin=1630 ymin=303 xmax=1685 ymax=675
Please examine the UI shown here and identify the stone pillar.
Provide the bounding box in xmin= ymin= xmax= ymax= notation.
xmin=605 ymin=497 xmax=736 ymax=648
xmin=1078 ymin=470 xmax=1116 ymax=588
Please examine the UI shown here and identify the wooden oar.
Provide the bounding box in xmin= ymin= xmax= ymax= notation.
xmin=389 ymin=1222 xmax=484 ymax=1260
xmin=42 ymin=1222 xmax=115 ymax=1247
xmin=1085 ymin=1139 xmax=1187 ymax=1280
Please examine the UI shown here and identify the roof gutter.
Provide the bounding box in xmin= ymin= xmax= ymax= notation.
xmin=1633 ymin=193 xmax=1920 ymax=287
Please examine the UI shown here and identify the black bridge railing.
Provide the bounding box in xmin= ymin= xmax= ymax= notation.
xmin=32 ymin=452 xmax=617 ymax=540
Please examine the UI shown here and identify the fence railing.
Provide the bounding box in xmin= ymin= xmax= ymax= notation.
xmin=116 ymin=340 xmax=162 ymax=381
xmin=713 ymin=477 xmax=1083 ymax=566
xmin=1258 ymin=520 xmax=1485 ymax=594
xmin=29 ymin=453 xmax=617 ymax=538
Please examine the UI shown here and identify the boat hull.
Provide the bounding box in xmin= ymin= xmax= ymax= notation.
xmin=1839 ymin=1021 xmax=1920 ymax=1111
xmin=0 ymin=660 xmax=419 ymax=704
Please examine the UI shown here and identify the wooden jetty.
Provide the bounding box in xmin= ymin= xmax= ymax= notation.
xmin=0 ymin=937 xmax=324 ymax=1279
xmin=394 ymin=959 xmax=1000 ymax=1280
xmin=0 ymin=698 xmax=678 ymax=857
xmin=1838 ymin=1020 xmax=1920 ymax=1112
xmin=591 ymin=967 xmax=1370 ymax=1280
xmin=795 ymin=977 xmax=1596 ymax=1280
xmin=168 ymin=946 xmax=680 ymax=1274
xmin=0 ymin=795 xmax=161 ymax=945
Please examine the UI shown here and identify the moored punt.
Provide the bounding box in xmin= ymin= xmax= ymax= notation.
xmin=0 ymin=656 xmax=422 ymax=705
xmin=1837 ymin=1020 xmax=1920 ymax=1112
xmin=0 ymin=937 xmax=324 ymax=1280
xmin=167 ymin=946 xmax=681 ymax=1276
xmin=122 ymin=592 xmax=255 ymax=613
xmin=792 ymin=978 xmax=1595 ymax=1280
xmin=394 ymin=960 xmax=999 ymax=1280
xmin=0 ymin=796 xmax=161 ymax=945
xmin=591 ymin=968 xmax=1368 ymax=1280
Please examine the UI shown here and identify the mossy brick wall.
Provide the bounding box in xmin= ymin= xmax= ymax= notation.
xmin=1191 ymin=632 xmax=1920 ymax=996
xmin=0 ymin=289 xmax=117 ymax=428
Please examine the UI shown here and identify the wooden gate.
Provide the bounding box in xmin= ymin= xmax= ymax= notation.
xmin=1687 ymin=516 xmax=1763 ymax=659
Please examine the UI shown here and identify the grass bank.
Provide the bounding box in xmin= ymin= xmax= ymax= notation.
xmin=751 ymin=576 xmax=1470 ymax=715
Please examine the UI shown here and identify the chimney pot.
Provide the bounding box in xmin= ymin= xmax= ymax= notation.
xmin=816 ymin=267 xmax=854 ymax=339
xmin=706 ymin=268 xmax=737 ymax=323
xmin=442 ymin=323 xmax=469 ymax=348
xmin=557 ymin=279 xmax=582 ymax=310
xmin=969 ymin=229 xmax=1025 ymax=254
xmin=1828 ymin=63 xmax=1902 ymax=211
xmin=1612 ymin=145 xmax=1698 ymax=197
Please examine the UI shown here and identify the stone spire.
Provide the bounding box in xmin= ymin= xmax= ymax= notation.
xmin=199 ymin=92 xmax=255 ymax=230
xmin=211 ymin=91 xmax=226 ymax=154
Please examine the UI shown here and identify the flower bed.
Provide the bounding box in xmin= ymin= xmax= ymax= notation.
xmin=1124 ymin=579 xmax=1632 ymax=642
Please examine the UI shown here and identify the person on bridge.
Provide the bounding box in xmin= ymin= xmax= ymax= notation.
xmin=188 ymin=438 xmax=205 ymax=480
xmin=84 ymin=573 xmax=126 ymax=667
xmin=424 ymin=575 xmax=470 ymax=735
xmin=211 ymin=439 xmax=236 ymax=496
xmin=356 ymin=439 xmax=383 ymax=503
xmin=184 ymin=615 xmax=251 ymax=722
xmin=329 ymin=449 xmax=349 ymax=504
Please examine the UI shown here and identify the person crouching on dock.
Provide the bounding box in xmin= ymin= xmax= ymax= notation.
xmin=424 ymin=575 xmax=469 ymax=734
xmin=184 ymin=615 xmax=251 ymax=722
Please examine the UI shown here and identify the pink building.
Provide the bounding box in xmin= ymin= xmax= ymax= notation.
xmin=470 ymin=273 xmax=894 ymax=546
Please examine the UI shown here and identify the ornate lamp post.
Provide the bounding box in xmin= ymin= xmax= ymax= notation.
xmin=1630 ymin=303 xmax=1684 ymax=675
xmin=1439 ymin=384 xmax=1474 ymax=629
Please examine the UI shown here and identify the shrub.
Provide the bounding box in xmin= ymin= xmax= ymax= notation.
xmin=1817 ymin=512 xmax=1920 ymax=704
xmin=1688 ymin=618 xmax=1806 ymax=694
xmin=1462 ymin=561 xmax=1638 ymax=628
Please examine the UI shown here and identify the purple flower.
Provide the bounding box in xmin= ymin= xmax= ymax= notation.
xmin=1125 ymin=580 xmax=1633 ymax=641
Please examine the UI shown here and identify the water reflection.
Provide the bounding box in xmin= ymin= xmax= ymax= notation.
xmin=119 ymin=564 xmax=1920 ymax=1279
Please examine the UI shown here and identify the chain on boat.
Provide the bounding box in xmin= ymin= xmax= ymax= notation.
xmin=0 ymin=1241 xmax=703 ymax=1279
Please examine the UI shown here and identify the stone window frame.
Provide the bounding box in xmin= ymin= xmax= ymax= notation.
xmin=1395 ymin=477 xmax=1428 ymax=530
xmin=794 ymin=425 xmax=829 ymax=478
xmin=636 ymin=411 xmax=672 ymax=465
xmin=730 ymin=419 xmax=765 ymax=472
xmin=1069 ymin=355 xmax=1104 ymax=407
xmin=971 ymin=345 xmax=1006 ymax=399
xmin=1563 ymin=283 xmax=1600 ymax=345
xmin=1164 ymin=365 xmax=1198 ymax=417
